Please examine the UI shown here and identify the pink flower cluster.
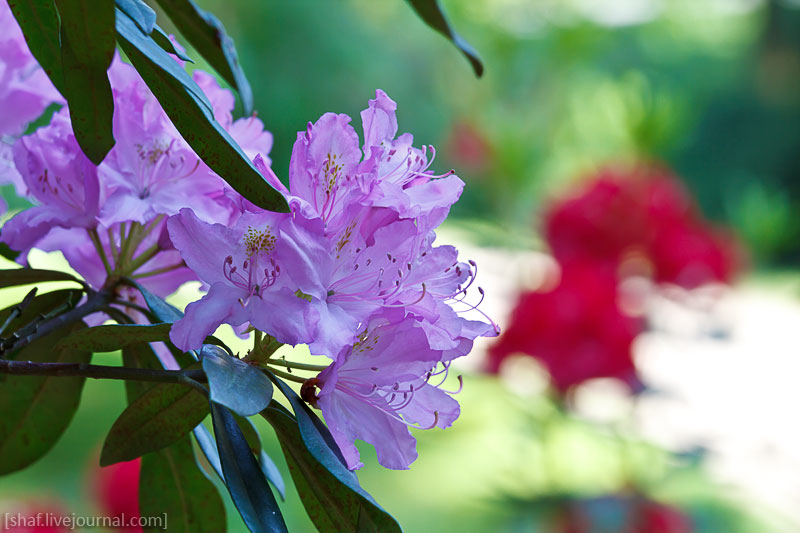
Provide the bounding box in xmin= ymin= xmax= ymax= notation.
xmin=0 ymin=5 xmax=496 ymax=470
xmin=168 ymin=90 xmax=498 ymax=469
xmin=489 ymin=166 xmax=741 ymax=393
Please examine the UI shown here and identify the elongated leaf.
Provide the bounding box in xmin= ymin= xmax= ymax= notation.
xmin=115 ymin=9 xmax=288 ymax=212
xmin=55 ymin=0 xmax=116 ymax=163
xmin=130 ymin=280 xmax=183 ymax=323
xmin=121 ymin=342 xmax=163 ymax=402
xmin=193 ymin=424 xmax=224 ymax=480
xmin=100 ymin=381 xmax=208 ymax=466
xmin=210 ymin=402 xmax=287 ymax=533
xmin=262 ymin=403 xmax=397 ymax=533
xmin=154 ymin=0 xmax=253 ymax=113
xmin=201 ymin=345 xmax=272 ymax=417
xmin=115 ymin=0 xmax=155 ymax=34
xmin=405 ymin=0 xmax=483 ymax=77
xmin=268 ymin=379 xmax=400 ymax=532
xmin=235 ymin=413 xmax=286 ymax=501
xmin=56 ymin=323 xmax=171 ymax=351
xmin=0 ymin=268 xmax=81 ymax=289
xmin=0 ymin=289 xmax=82 ymax=355
xmin=0 ymin=321 xmax=90 ymax=475
xmin=7 ymin=0 xmax=65 ymax=93
xmin=139 ymin=435 xmax=226 ymax=533
xmin=259 ymin=449 xmax=286 ymax=502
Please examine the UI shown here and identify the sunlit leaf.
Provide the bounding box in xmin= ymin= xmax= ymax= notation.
xmin=100 ymin=381 xmax=208 ymax=466
xmin=139 ymin=435 xmax=227 ymax=533
xmin=201 ymin=345 xmax=272 ymax=417
xmin=115 ymin=8 xmax=289 ymax=212
xmin=55 ymin=0 xmax=116 ymax=163
xmin=154 ymin=0 xmax=253 ymax=113
xmin=7 ymin=0 xmax=65 ymax=93
xmin=0 ymin=321 xmax=90 ymax=475
xmin=210 ymin=401 xmax=287 ymax=533
xmin=405 ymin=0 xmax=483 ymax=77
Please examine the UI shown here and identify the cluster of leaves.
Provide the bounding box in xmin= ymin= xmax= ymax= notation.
xmin=1 ymin=0 xmax=482 ymax=531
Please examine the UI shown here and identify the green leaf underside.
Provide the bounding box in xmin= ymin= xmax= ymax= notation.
xmin=405 ymin=0 xmax=483 ymax=77
xmin=210 ymin=402 xmax=287 ymax=533
xmin=8 ymin=0 xmax=65 ymax=93
xmin=0 ymin=321 xmax=90 ymax=475
xmin=139 ymin=435 xmax=227 ymax=533
xmin=0 ymin=268 xmax=81 ymax=289
xmin=115 ymin=0 xmax=156 ymax=34
xmin=100 ymin=381 xmax=208 ymax=466
xmin=114 ymin=9 xmax=288 ymax=212
xmin=55 ymin=0 xmax=116 ymax=164
xmin=267 ymin=379 xmax=401 ymax=532
xmin=202 ymin=346 xmax=273 ymax=417
xmin=263 ymin=403 xmax=392 ymax=533
xmin=155 ymin=0 xmax=253 ymax=113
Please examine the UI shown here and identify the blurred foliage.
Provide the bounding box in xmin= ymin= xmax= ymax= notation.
xmin=158 ymin=0 xmax=799 ymax=267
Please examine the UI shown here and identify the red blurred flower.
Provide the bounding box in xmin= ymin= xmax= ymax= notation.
xmin=544 ymin=166 xmax=740 ymax=289
xmin=487 ymin=262 xmax=640 ymax=393
xmin=90 ymin=458 xmax=141 ymax=533
xmin=627 ymin=498 xmax=693 ymax=533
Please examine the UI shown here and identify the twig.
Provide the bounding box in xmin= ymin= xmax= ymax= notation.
xmin=0 ymin=359 xmax=206 ymax=384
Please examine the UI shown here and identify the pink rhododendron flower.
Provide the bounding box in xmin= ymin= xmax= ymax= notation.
xmin=167 ymin=208 xmax=320 ymax=350
xmin=1 ymin=109 xmax=99 ymax=255
xmin=303 ymin=316 xmax=461 ymax=470
xmin=0 ymin=0 xmax=62 ymax=196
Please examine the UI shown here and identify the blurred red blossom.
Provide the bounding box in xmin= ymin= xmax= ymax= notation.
xmin=551 ymin=494 xmax=692 ymax=533
xmin=544 ymin=165 xmax=741 ymax=289
xmin=487 ymin=262 xmax=641 ymax=393
xmin=90 ymin=458 xmax=141 ymax=533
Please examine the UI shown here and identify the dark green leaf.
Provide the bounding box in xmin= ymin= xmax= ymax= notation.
xmin=259 ymin=449 xmax=286 ymax=502
xmin=154 ymin=0 xmax=253 ymax=113
xmin=139 ymin=435 xmax=227 ymax=533
xmin=0 ymin=268 xmax=81 ymax=289
xmin=262 ymin=402 xmax=399 ymax=533
xmin=115 ymin=0 xmax=155 ymax=34
xmin=121 ymin=342 xmax=162 ymax=402
xmin=0 ymin=243 xmax=21 ymax=262
xmin=55 ymin=0 xmax=116 ymax=163
xmin=267 ymin=379 xmax=401 ymax=532
xmin=152 ymin=25 xmax=194 ymax=62
xmin=115 ymin=9 xmax=289 ymax=212
xmin=0 ymin=289 xmax=82 ymax=353
xmin=7 ymin=0 xmax=65 ymax=93
xmin=100 ymin=381 xmax=208 ymax=466
xmin=56 ymin=323 xmax=171 ymax=352
xmin=234 ymin=413 xmax=286 ymax=501
xmin=0 ymin=321 xmax=90 ymax=475
xmin=405 ymin=0 xmax=483 ymax=77
xmin=210 ymin=402 xmax=287 ymax=533
xmin=201 ymin=345 xmax=272 ymax=417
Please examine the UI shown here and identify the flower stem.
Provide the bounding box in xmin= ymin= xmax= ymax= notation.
xmin=267 ymin=358 xmax=328 ymax=372
xmin=0 ymin=358 xmax=206 ymax=384
xmin=132 ymin=262 xmax=183 ymax=279
xmin=267 ymin=366 xmax=307 ymax=384
xmin=88 ymin=228 xmax=112 ymax=275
